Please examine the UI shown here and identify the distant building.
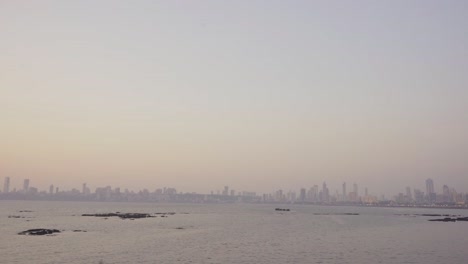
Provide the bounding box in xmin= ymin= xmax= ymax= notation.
xmin=3 ymin=177 xmax=10 ymax=193
xmin=414 ymin=189 xmax=425 ymax=204
xmin=23 ymin=179 xmax=30 ymax=192
xmin=442 ymin=185 xmax=451 ymax=203
xmin=299 ymin=188 xmax=306 ymax=202
xmin=353 ymin=183 xmax=358 ymax=198
xmin=406 ymin=187 xmax=412 ymax=202
xmin=426 ymin=178 xmax=436 ymax=202
xmin=342 ymin=182 xmax=347 ymax=202
xmin=322 ymin=182 xmax=329 ymax=203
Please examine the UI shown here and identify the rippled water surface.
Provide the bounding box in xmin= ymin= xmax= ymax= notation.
xmin=1 ymin=201 xmax=468 ymax=264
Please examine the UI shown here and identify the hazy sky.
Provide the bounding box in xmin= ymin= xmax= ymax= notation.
xmin=1 ymin=0 xmax=467 ymax=196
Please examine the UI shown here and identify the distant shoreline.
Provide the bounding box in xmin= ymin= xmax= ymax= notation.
xmin=1 ymin=198 xmax=467 ymax=210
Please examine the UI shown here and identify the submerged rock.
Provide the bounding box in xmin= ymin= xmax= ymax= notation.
xmin=82 ymin=213 xmax=154 ymax=219
xmin=428 ymin=217 xmax=457 ymax=222
xmin=8 ymin=215 xmax=24 ymax=219
xmin=155 ymin=212 xmax=176 ymax=215
xmin=275 ymin=208 xmax=290 ymax=211
xmin=18 ymin=229 xmax=61 ymax=236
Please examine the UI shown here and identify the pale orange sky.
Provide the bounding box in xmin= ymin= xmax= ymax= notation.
xmin=1 ymin=1 xmax=468 ymax=196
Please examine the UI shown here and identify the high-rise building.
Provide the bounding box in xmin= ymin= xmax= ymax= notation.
xmin=365 ymin=187 xmax=368 ymax=197
xmin=353 ymin=183 xmax=358 ymax=197
xmin=82 ymin=183 xmax=87 ymax=194
xmin=414 ymin=189 xmax=425 ymax=204
xmin=442 ymin=185 xmax=451 ymax=203
xmin=313 ymin=185 xmax=319 ymax=202
xmin=426 ymin=178 xmax=435 ymax=202
xmin=223 ymin=186 xmax=229 ymax=196
xmin=3 ymin=177 xmax=10 ymax=193
xmin=342 ymin=182 xmax=347 ymax=201
xmin=23 ymin=179 xmax=30 ymax=192
xmin=49 ymin=185 xmax=54 ymax=194
xmin=426 ymin=178 xmax=434 ymax=194
xmin=322 ymin=182 xmax=329 ymax=203
xmin=406 ymin=186 xmax=412 ymax=202
xmin=299 ymin=188 xmax=306 ymax=202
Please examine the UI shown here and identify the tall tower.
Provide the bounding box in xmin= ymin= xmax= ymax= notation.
xmin=322 ymin=182 xmax=329 ymax=203
xmin=406 ymin=187 xmax=412 ymax=202
xmin=3 ymin=177 xmax=10 ymax=193
xmin=300 ymin=188 xmax=306 ymax=202
xmin=342 ymin=182 xmax=347 ymax=201
xmin=426 ymin=178 xmax=435 ymax=202
xmin=23 ymin=179 xmax=30 ymax=192
xmin=426 ymin=178 xmax=434 ymax=194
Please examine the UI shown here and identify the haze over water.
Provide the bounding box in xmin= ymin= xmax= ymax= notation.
xmin=1 ymin=1 xmax=468 ymax=196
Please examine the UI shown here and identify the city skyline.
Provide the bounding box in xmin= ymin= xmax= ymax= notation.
xmin=2 ymin=1 xmax=468 ymax=196
xmin=0 ymin=172 xmax=464 ymax=198
xmin=2 ymin=176 xmax=467 ymax=206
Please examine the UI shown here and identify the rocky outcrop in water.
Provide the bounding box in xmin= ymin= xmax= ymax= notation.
xmin=428 ymin=216 xmax=468 ymax=222
xmin=81 ymin=212 xmax=179 ymax=219
xmin=275 ymin=208 xmax=290 ymax=211
xmin=82 ymin=213 xmax=154 ymax=219
xmin=18 ymin=229 xmax=61 ymax=236
xmin=155 ymin=212 xmax=176 ymax=215
xmin=8 ymin=215 xmax=24 ymax=219
xmin=395 ymin=214 xmax=460 ymax=217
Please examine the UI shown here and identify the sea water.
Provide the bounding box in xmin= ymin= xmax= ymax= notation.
xmin=1 ymin=201 xmax=467 ymax=264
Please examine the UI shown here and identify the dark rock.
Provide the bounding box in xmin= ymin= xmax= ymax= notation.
xmin=82 ymin=213 xmax=154 ymax=219
xmin=420 ymin=214 xmax=444 ymax=217
xmin=18 ymin=229 xmax=61 ymax=236
xmin=155 ymin=212 xmax=176 ymax=216
xmin=8 ymin=215 xmax=24 ymax=219
xmin=275 ymin=208 xmax=290 ymax=211
xmin=428 ymin=217 xmax=457 ymax=222
xmin=73 ymin=230 xmax=87 ymax=232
